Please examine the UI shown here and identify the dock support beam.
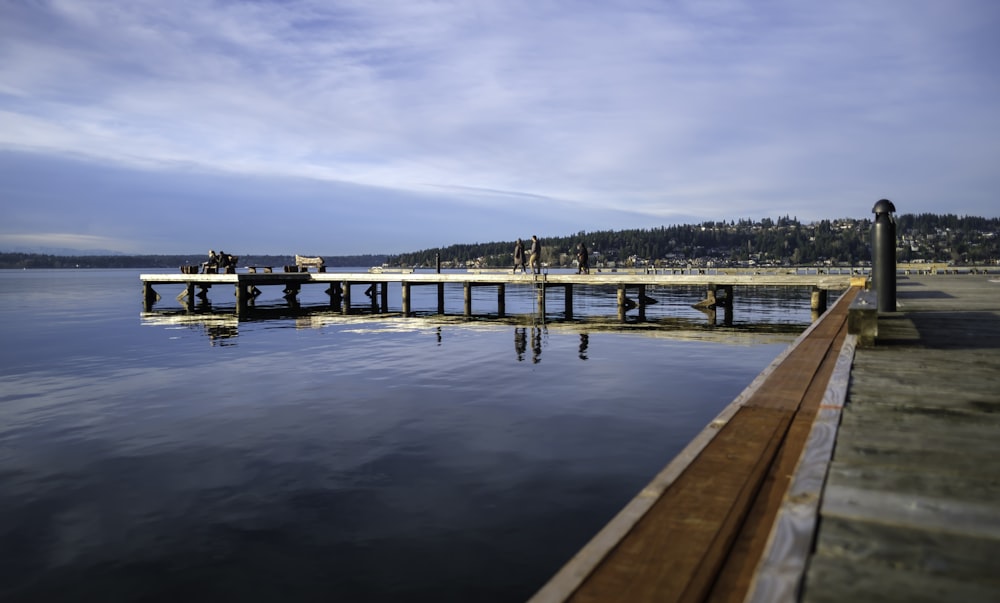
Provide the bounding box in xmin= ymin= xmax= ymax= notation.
xmin=536 ymin=283 xmax=546 ymax=315
xmin=694 ymin=284 xmax=733 ymax=309
xmin=617 ymin=285 xmax=627 ymax=321
xmin=437 ymin=283 xmax=445 ymax=314
xmin=464 ymin=282 xmax=472 ymax=317
xmin=143 ymin=282 xmax=160 ymax=311
xmin=402 ymin=282 xmax=411 ymax=316
xmin=498 ymin=284 xmax=506 ymax=318
xmin=637 ymin=284 xmax=646 ymax=321
xmin=236 ymin=283 xmax=249 ymax=315
xmin=326 ymin=283 xmax=342 ymax=311
xmin=811 ymin=287 xmax=828 ymax=313
xmin=564 ymin=284 xmax=573 ymax=319
xmin=342 ymin=283 xmax=352 ymax=314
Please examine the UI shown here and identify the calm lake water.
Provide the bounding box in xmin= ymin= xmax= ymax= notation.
xmin=0 ymin=269 xmax=820 ymax=602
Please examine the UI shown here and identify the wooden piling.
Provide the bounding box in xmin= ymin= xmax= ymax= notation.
xmin=811 ymin=286 xmax=828 ymax=313
xmin=637 ymin=284 xmax=646 ymax=320
xmin=564 ymin=284 xmax=573 ymax=319
xmin=143 ymin=282 xmax=159 ymax=311
xmin=617 ymin=285 xmax=627 ymax=321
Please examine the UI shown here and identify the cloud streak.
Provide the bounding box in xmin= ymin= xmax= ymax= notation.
xmin=1 ymin=0 xmax=998 ymax=253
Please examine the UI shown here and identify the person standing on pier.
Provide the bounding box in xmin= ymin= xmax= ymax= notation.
xmin=576 ymin=242 xmax=590 ymax=274
xmin=529 ymin=235 xmax=541 ymax=274
xmin=513 ymin=238 xmax=527 ymax=273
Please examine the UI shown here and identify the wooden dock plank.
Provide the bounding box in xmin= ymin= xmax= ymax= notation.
xmin=707 ymin=303 xmax=850 ymax=601
xmin=805 ymin=554 xmax=1000 ymax=603
xmin=802 ymin=276 xmax=1000 ymax=602
xmin=540 ymin=287 xmax=861 ymax=603
xmin=566 ymin=406 xmax=793 ymax=603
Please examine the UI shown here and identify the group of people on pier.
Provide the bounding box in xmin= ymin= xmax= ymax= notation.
xmin=512 ymin=236 xmax=589 ymax=274
xmin=202 ymin=249 xmax=238 ymax=273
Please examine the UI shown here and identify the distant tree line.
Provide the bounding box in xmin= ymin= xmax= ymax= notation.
xmin=388 ymin=213 xmax=1000 ymax=268
xmin=3 ymin=213 xmax=997 ymax=270
xmin=0 ymin=253 xmax=388 ymax=270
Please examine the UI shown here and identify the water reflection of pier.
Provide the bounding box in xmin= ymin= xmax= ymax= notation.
xmin=141 ymin=305 xmax=804 ymax=352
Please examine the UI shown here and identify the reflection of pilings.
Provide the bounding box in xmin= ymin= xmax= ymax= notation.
xmin=695 ymin=303 xmax=734 ymax=327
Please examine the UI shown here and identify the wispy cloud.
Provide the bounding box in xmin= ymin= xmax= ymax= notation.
xmin=1 ymin=0 xmax=998 ymax=253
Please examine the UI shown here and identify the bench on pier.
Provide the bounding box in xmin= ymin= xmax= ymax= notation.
xmin=246 ymin=266 xmax=273 ymax=274
xmin=201 ymin=265 xmax=236 ymax=274
xmin=295 ymin=255 xmax=326 ymax=272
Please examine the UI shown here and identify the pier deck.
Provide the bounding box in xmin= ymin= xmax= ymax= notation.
xmin=802 ymin=275 xmax=1000 ymax=602
xmin=139 ymin=269 xmax=851 ymax=318
xmin=530 ymin=274 xmax=1000 ymax=602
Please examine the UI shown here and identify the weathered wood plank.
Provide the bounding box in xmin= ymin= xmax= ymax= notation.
xmin=552 ymin=289 xmax=860 ymax=603
xmin=566 ymin=406 xmax=793 ymax=603
xmin=804 ymin=555 xmax=1000 ymax=603
xmin=803 ymin=276 xmax=1000 ymax=602
xmin=717 ymin=327 xmax=855 ymax=603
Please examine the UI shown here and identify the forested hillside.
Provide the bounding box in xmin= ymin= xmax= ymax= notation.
xmin=389 ymin=214 xmax=1000 ymax=269
xmin=3 ymin=214 xmax=996 ymax=270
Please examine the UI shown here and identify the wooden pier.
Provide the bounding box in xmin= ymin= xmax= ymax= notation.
xmin=139 ymin=269 xmax=851 ymax=319
xmin=529 ymin=274 xmax=1000 ymax=602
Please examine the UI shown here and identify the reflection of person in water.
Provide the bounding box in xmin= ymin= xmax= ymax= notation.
xmin=578 ymin=333 xmax=589 ymax=360
xmin=514 ymin=327 xmax=527 ymax=361
xmin=531 ymin=326 xmax=543 ymax=363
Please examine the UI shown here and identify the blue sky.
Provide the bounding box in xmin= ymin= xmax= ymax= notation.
xmin=1 ymin=0 xmax=998 ymax=255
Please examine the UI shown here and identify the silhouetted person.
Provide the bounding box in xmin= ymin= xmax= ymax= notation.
xmin=203 ymin=249 xmax=218 ymax=273
xmin=576 ymin=242 xmax=589 ymax=274
xmin=513 ymin=238 xmax=527 ymax=273
xmin=529 ymin=235 xmax=541 ymax=274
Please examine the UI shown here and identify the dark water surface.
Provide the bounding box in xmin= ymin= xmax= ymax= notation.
xmin=0 ymin=269 xmax=816 ymax=601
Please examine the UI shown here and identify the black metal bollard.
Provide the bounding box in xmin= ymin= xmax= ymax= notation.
xmin=871 ymin=199 xmax=897 ymax=312
xmin=435 ymin=253 xmax=441 ymax=274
